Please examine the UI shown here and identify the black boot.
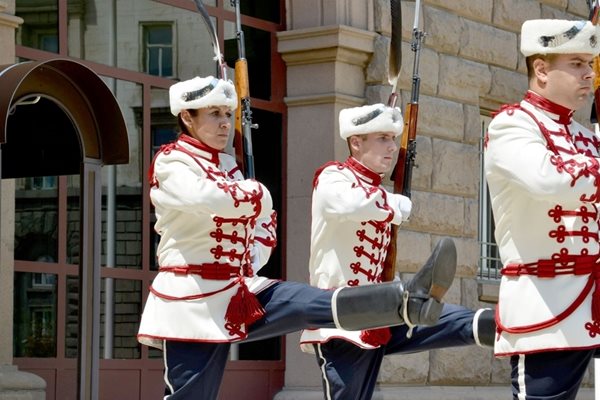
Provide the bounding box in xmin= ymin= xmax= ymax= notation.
xmin=403 ymin=237 xmax=457 ymax=326
xmin=332 ymin=280 xmax=405 ymax=330
xmin=333 ymin=238 xmax=457 ymax=331
xmin=473 ymin=308 xmax=496 ymax=347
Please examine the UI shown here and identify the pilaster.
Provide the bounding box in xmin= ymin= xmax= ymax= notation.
xmin=277 ymin=24 xmax=376 ymax=392
xmin=0 ymin=2 xmax=46 ymax=399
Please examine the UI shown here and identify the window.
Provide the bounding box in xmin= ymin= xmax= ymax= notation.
xmin=30 ymin=176 xmax=57 ymax=190
xmin=39 ymin=34 xmax=58 ymax=52
xmin=152 ymin=125 xmax=178 ymax=155
xmin=14 ymin=271 xmax=58 ymax=358
xmin=31 ymin=309 xmax=53 ymax=337
xmin=478 ymin=114 xmax=502 ymax=280
xmin=141 ymin=23 xmax=175 ymax=77
xmin=149 ymin=108 xmax=178 ymax=271
xmin=32 ymin=272 xmax=56 ymax=288
xmin=15 ymin=0 xmax=59 ymax=53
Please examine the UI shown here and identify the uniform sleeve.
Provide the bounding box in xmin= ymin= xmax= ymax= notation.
xmin=251 ymin=210 xmax=277 ymax=273
xmin=485 ymin=109 xmax=600 ymax=206
xmin=314 ymin=166 xmax=409 ymax=225
xmin=150 ymin=151 xmax=273 ymax=219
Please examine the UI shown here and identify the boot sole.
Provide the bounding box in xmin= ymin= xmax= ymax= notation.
xmin=429 ymin=237 xmax=457 ymax=302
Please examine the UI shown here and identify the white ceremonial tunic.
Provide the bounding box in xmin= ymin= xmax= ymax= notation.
xmin=137 ymin=134 xmax=277 ymax=349
xmin=300 ymin=157 xmax=411 ymax=350
xmin=484 ymin=90 xmax=600 ymax=357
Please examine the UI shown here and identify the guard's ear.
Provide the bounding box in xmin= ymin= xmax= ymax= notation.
xmin=532 ymin=57 xmax=549 ymax=84
xmin=180 ymin=109 xmax=193 ymax=128
xmin=348 ymin=135 xmax=361 ymax=153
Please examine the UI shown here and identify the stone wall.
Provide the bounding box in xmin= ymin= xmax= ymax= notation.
xmin=277 ymin=0 xmax=597 ymax=398
xmin=368 ymin=0 xmax=595 ymax=394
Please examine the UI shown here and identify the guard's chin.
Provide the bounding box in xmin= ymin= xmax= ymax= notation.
xmin=379 ymin=163 xmax=392 ymax=174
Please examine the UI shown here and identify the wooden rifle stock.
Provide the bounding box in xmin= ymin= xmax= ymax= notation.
xmin=233 ymin=58 xmax=254 ymax=178
xmin=232 ymin=0 xmax=255 ymax=179
xmin=393 ymin=103 xmax=419 ymax=195
xmin=381 ymin=102 xmax=419 ymax=282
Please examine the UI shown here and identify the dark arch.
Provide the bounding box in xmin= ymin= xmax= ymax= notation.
xmin=4 ymin=96 xmax=81 ymax=178
xmin=0 ymin=58 xmax=128 ymax=176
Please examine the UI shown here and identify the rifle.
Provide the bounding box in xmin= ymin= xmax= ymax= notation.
xmin=231 ymin=0 xmax=257 ymax=179
xmin=192 ymin=0 xmax=255 ymax=179
xmin=382 ymin=0 xmax=426 ymax=282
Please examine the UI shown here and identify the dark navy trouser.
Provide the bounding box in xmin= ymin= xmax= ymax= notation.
xmin=510 ymin=349 xmax=595 ymax=400
xmin=313 ymin=303 xmax=476 ymax=400
xmin=163 ymin=281 xmax=336 ymax=399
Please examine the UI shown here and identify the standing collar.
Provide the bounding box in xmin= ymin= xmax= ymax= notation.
xmin=178 ymin=134 xmax=221 ymax=164
xmin=345 ymin=157 xmax=383 ymax=186
xmin=524 ymin=90 xmax=574 ymax=124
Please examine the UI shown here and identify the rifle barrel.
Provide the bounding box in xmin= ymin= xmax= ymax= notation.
xmin=234 ymin=1 xmax=246 ymax=60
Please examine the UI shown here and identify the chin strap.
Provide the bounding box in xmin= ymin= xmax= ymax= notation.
xmin=401 ymin=290 xmax=416 ymax=338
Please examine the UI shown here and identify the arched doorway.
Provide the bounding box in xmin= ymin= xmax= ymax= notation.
xmin=0 ymin=58 xmax=129 ymax=400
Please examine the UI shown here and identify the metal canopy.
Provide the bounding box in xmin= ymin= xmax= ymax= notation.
xmin=0 ymin=58 xmax=129 ymax=400
xmin=0 ymin=58 xmax=129 ymax=175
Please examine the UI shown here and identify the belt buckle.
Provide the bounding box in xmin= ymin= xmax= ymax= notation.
xmin=537 ymin=261 xmax=556 ymax=278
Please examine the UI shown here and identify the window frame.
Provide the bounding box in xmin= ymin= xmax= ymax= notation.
xmin=478 ymin=113 xmax=502 ymax=281
xmin=140 ymin=22 xmax=176 ymax=78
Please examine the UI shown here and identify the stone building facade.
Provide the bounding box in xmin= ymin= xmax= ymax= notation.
xmin=0 ymin=0 xmax=598 ymax=399
xmin=277 ymin=0 xmax=596 ymax=398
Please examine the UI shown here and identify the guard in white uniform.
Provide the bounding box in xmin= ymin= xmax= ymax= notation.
xmin=300 ymin=104 xmax=496 ymax=400
xmin=485 ymin=19 xmax=600 ymax=400
xmin=137 ymin=76 xmax=462 ymax=399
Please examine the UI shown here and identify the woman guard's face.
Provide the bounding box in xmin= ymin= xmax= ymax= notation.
xmin=183 ymin=106 xmax=233 ymax=150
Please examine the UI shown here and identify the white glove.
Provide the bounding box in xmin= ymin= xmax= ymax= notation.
xmin=250 ymin=246 xmax=262 ymax=274
xmin=397 ymin=194 xmax=412 ymax=221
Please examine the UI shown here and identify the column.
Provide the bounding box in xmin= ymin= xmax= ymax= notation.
xmin=276 ymin=23 xmax=376 ymax=398
xmin=0 ymin=2 xmax=46 ymax=399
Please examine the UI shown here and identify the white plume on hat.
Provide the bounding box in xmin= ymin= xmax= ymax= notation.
xmin=169 ymin=76 xmax=237 ymax=116
xmin=520 ymin=19 xmax=600 ymax=57
xmin=339 ymin=103 xmax=404 ymax=140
